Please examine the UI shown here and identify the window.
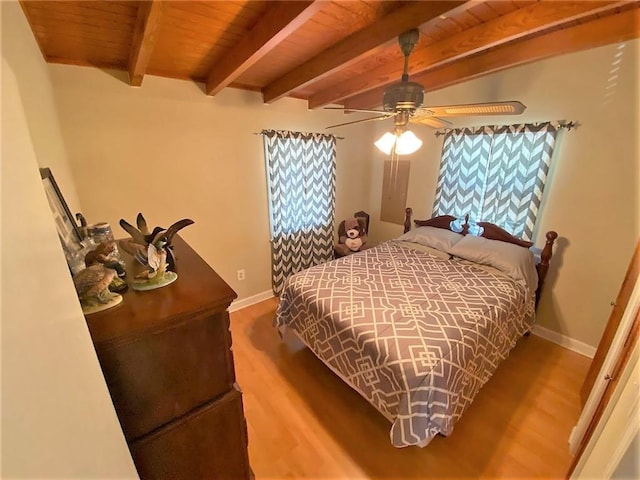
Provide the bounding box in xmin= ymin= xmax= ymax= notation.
xmin=263 ymin=130 xmax=336 ymax=294
xmin=432 ymin=122 xmax=559 ymax=241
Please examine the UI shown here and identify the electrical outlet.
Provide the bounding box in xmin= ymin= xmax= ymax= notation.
xmin=237 ymin=269 xmax=245 ymax=281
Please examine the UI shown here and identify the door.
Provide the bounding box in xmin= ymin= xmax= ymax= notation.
xmin=580 ymin=241 xmax=640 ymax=404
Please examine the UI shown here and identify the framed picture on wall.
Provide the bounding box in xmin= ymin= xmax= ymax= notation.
xmin=39 ymin=167 xmax=82 ymax=259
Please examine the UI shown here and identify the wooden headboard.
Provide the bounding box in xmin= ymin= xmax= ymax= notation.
xmin=403 ymin=207 xmax=558 ymax=307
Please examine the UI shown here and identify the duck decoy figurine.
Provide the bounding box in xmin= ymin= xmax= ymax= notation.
xmin=119 ymin=213 xmax=194 ymax=291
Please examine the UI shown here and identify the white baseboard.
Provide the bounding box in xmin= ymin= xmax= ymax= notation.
xmin=229 ymin=290 xmax=275 ymax=313
xmin=531 ymin=324 xmax=597 ymax=359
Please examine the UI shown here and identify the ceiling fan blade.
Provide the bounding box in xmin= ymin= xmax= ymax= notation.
xmin=410 ymin=116 xmax=452 ymax=128
xmin=324 ymin=107 xmax=388 ymax=115
xmin=326 ymin=114 xmax=393 ymax=129
xmin=417 ymin=101 xmax=526 ymax=118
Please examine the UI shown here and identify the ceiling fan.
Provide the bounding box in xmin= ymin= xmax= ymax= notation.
xmin=325 ymin=29 xmax=526 ymax=138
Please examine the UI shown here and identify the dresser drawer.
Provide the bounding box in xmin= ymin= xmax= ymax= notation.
xmin=96 ymin=310 xmax=235 ymax=440
xmin=130 ymin=389 xmax=251 ymax=480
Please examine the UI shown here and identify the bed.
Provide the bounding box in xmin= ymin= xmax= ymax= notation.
xmin=275 ymin=208 xmax=558 ymax=448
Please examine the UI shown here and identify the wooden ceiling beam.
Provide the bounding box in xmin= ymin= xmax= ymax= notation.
xmin=128 ymin=0 xmax=163 ymax=87
xmin=344 ymin=6 xmax=640 ymax=111
xmin=205 ymin=1 xmax=321 ymax=96
xmin=308 ymin=1 xmax=629 ymax=109
xmin=261 ymin=1 xmax=469 ymax=104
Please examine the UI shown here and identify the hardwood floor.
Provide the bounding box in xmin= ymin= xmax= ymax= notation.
xmin=230 ymin=298 xmax=591 ymax=479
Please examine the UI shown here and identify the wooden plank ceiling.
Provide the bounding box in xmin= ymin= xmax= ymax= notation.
xmin=21 ymin=0 xmax=640 ymax=110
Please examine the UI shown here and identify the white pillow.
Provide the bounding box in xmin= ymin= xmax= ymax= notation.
xmin=446 ymin=235 xmax=538 ymax=294
xmin=397 ymin=226 xmax=463 ymax=252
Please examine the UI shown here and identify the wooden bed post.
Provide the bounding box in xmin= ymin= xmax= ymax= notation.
xmin=535 ymin=231 xmax=558 ymax=306
xmin=403 ymin=208 xmax=412 ymax=233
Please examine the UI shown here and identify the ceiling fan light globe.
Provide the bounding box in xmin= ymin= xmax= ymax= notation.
xmin=396 ymin=130 xmax=422 ymax=155
xmin=375 ymin=132 xmax=396 ymax=155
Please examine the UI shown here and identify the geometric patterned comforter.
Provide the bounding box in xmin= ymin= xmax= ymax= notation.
xmin=275 ymin=240 xmax=535 ymax=448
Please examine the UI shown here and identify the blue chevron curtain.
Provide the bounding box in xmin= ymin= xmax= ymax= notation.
xmin=263 ymin=130 xmax=336 ymax=294
xmin=432 ymin=122 xmax=558 ymax=241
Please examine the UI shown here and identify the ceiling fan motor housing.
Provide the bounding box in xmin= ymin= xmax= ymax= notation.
xmin=383 ymin=81 xmax=424 ymax=112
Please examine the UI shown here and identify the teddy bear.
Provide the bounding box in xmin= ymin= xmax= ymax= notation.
xmin=335 ymin=217 xmax=369 ymax=257
xmin=343 ymin=217 xmax=365 ymax=251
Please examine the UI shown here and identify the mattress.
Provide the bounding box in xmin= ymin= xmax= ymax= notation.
xmin=275 ymin=240 xmax=535 ymax=447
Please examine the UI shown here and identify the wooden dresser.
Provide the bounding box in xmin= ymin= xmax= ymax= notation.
xmin=85 ymin=236 xmax=251 ymax=479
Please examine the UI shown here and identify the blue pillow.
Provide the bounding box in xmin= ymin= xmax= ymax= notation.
xmin=449 ymin=216 xmax=485 ymax=236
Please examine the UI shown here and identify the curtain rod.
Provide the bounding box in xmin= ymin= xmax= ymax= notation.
xmin=253 ymin=131 xmax=344 ymax=140
xmin=433 ymin=120 xmax=578 ymax=137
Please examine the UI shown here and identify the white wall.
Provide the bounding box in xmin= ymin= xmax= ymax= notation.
xmin=1 ymin=2 xmax=81 ymax=214
xmin=612 ymin=431 xmax=639 ymax=479
xmin=47 ymin=66 xmax=375 ymax=300
xmin=368 ymin=40 xmax=640 ymax=348
xmin=1 ymin=2 xmax=138 ymax=478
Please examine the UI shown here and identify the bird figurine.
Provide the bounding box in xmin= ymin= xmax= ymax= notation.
xmin=84 ymin=241 xmax=128 ymax=293
xmin=73 ymin=264 xmax=123 ymax=314
xmin=119 ymin=213 xmax=194 ymax=290
xmin=134 ymin=239 xmax=168 ymax=280
xmin=75 ymin=212 xmax=88 ymax=240
xmin=84 ymin=240 xmax=121 ymax=269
